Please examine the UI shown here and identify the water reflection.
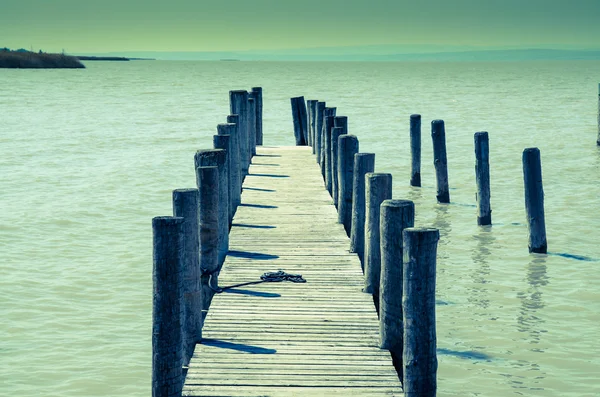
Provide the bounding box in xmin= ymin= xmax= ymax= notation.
xmin=469 ymin=227 xmax=495 ymax=310
xmin=517 ymin=256 xmax=549 ymax=344
xmin=432 ymin=204 xmax=452 ymax=240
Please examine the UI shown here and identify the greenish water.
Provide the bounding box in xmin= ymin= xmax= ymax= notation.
xmin=1 ymin=61 xmax=599 ymax=396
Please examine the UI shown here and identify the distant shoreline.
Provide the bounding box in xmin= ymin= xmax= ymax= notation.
xmin=0 ymin=50 xmax=84 ymax=69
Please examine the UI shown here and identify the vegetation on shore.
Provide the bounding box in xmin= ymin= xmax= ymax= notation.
xmin=0 ymin=48 xmax=85 ymax=69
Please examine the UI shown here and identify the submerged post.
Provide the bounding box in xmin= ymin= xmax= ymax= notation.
xmin=402 ymin=227 xmax=439 ymax=397
xmin=290 ymin=96 xmax=308 ymax=145
xmin=307 ymin=100 xmax=317 ymax=148
xmin=152 ymin=216 xmax=184 ymax=397
xmin=338 ymin=135 xmax=359 ymax=235
xmin=247 ymin=97 xmax=257 ymax=157
xmin=522 ymin=148 xmax=547 ymax=253
xmin=379 ymin=200 xmax=415 ymax=376
xmin=315 ymin=101 xmax=326 ymax=161
xmin=218 ymin=123 xmax=241 ymax=213
xmin=172 ymin=189 xmax=202 ymax=367
xmin=474 ymin=132 xmax=492 ymax=225
xmin=213 ymin=134 xmax=233 ymax=226
xmin=195 ymin=166 xmax=219 ymax=311
xmin=431 ymin=120 xmax=450 ymax=203
xmin=331 ymin=126 xmax=345 ymax=207
xmin=229 ymin=91 xmax=250 ymax=175
xmin=251 ymin=87 xmax=263 ymax=146
xmin=410 ymin=114 xmax=421 ymax=187
xmin=364 ymin=172 xmax=392 ymax=308
xmin=350 ymin=153 xmax=375 ymax=268
xmin=195 ymin=150 xmax=228 ymax=266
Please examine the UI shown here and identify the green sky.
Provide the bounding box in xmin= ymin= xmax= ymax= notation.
xmin=1 ymin=0 xmax=599 ymax=53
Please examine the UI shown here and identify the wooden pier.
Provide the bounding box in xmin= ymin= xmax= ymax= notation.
xmin=182 ymin=146 xmax=402 ymax=396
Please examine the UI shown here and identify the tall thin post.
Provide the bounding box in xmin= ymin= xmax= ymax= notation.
xmin=379 ymin=200 xmax=415 ymax=377
xmin=290 ymin=96 xmax=308 ymax=145
xmin=251 ymin=87 xmax=263 ymax=146
xmin=350 ymin=153 xmax=375 ymax=268
xmin=315 ymin=101 xmax=326 ymax=161
xmin=331 ymin=126 xmax=346 ymax=207
xmin=320 ymin=107 xmax=337 ymax=174
xmin=195 ymin=166 xmax=219 ymax=311
xmin=309 ymin=100 xmax=319 ymax=154
xmin=219 ymin=123 xmax=241 ymax=212
xmin=402 ymin=227 xmax=439 ymax=397
xmin=230 ymin=91 xmax=250 ymax=175
xmin=431 ymin=119 xmax=450 ymax=203
xmin=247 ymin=97 xmax=257 ymax=157
xmin=338 ymin=135 xmax=359 ymax=235
xmin=597 ymin=84 xmax=600 ymax=146
xmin=307 ymin=100 xmax=317 ymax=148
xmin=323 ymin=114 xmax=336 ymax=190
xmin=522 ymin=148 xmax=547 ymax=253
xmin=410 ymin=114 xmax=421 ymax=187
xmin=227 ymin=114 xmax=242 ymax=181
xmin=474 ymin=132 xmax=492 ymax=225
xmin=213 ymin=134 xmax=233 ymax=226
xmin=172 ymin=189 xmax=202 ymax=367
xmin=364 ymin=172 xmax=392 ymax=308
xmin=195 ymin=150 xmax=228 ymax=266
xmin=152 ymin=216 xmax=184 ymax=397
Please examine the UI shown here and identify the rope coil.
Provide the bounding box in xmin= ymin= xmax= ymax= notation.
xmin=213 ymin=270 xmax=306 ymax=293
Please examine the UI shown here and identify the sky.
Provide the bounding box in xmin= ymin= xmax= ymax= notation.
xmin=1 ymin=0 xmax=600 ymax=53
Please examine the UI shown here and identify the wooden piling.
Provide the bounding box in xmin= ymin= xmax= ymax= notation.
xmin=307 ymin=100 xmax=317 ymax=148
xmin=364 ymin=172 xmax=392 ymax=304
xmin=522 ymin=148 xmax=547 ymax=253
xmin=309 ymin=100 xmax=319 ymax=154
xmin=152 ymin=216 xmax=184 ymax=397
xmin=290 ymin=96 xmax=308 ymax=145
xmin=250 ymin=87 xmax=263 ymax=146
xmin=229 ymin=91 xmax=250 ymax=175
xmin=226 ymin=115 xmax=242 ymax=180
xmin=410 ymin=114 xmax=421 ymax=187
xmin=218 ymin=123 xmax=241 ymax=212
xmin=331 ymin=126 xmax=346 ymax=207
xmin=334 ymin=116 xmax=348 ymax=134
xmin=320 ymin=107 xmax=337 ymax=173
xmin=379 ymin=200 xmax=415 ymax=373
xmin=323 ymin=113 xmax=336 ymax=189
xmin=194 ymin=166 xmax=219 ymax=311
xmin=474 ymin=132 xmax=492 ymax=225
xmin=315 ymin=101 xmax=326 ymax=161
xmin=402 ymin=227 xmax=439 ymax=397
xmin=172 ymin=189 xmax=202 ymax=367
xmin=247 ymin=97 xmax=257 ymax=157
xmin=213 ymin=134 xmax=234 ymax=226
xmin=431 ymin=119 xmax=450 ymax=203
xmin=350 ymin=153 xmax=375 ymax=268
xmin=194 ymin=150 xmax=228 ymax=266
xmin=338 ymin=135 xmax=359 ymax=235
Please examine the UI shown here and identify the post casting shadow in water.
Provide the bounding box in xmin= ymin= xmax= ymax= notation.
xmin=239 ymin=203 xmax=278 ymax=209
xmin=232 ymin=223 xmax=276 ymax=229
xmin=548 ymin=252 xmax=598 ymax=262
xmin=437 ymin=348 xmax=492 ymax=361
xmin=222 ymin=288 xmax=281 ymax=298
xmin=248 ymin=173 xmax=290 ymax=178
xmin=201 ymin=339 xmax=277 ymax=354
xmin=243 ymin=187 xmax=276 ymax=192
xmin=227 ymin=250 xmax=279 ymax=260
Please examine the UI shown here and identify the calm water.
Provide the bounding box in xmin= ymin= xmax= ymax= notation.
xmin=1 ymin=61 xmax=599 ymax=396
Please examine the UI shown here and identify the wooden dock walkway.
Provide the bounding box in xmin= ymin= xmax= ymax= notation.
xmin=182 ymin=146 xmax=403 ymax=396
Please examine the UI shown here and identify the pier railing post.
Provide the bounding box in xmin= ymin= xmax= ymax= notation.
xmin=364 ymin=172 xmax=392 ymax=309
xmin=195 ymin=150 xmax=228 ymax=267
xmin=213 ymin=134 xmax=233 ymax=227
xmin=248 ymin=97 xmax=257 ymax=157
xmin=195 ymin=166 xmax=219 ymax=311
xmin=307 ymin=100 xmax=317 ymax=148
xmin=402 ymin=227 xmax=439 ymax=397
xmin=229 ymin=90 xmax=250 ymax=176
xmin=379 ymin=200 xmax=415 ymax=377
xmin=172 ymin=189 xmax=202 ymax=368
xmin=218 ymin=123 xmax=241 ymax=213
xmin=315 ymin=102 xmax=326 ymax=161
xmin=290 ymin=96 xmax=308 ymax=145
xmin=152 ymin=216 xmax=184 ymax=397
xmin=474 ymin=132 xmax=492 ymax=225
xmin=226 ymin=115 xmax=243 ymax=181
xmin=323 ymin=115 xmax=336 ymax=192
xmin=431 ymin=120 xmax=450 ymax=203
xmin=331 ymin=126 xmax=345 ymax=207
xmin=410 ymin=114 xmax=421 ymax=187
xmin=250 ymin=87 xmax=263 ymax=146
xmin=320 ymin=108 xmax=337 ymax=177
xmin=338 ymin=135 xmax=359 ymax=235
xmin=522 ymin=147 xmax=547 ymax=253
xmin=350 ymin=153 xmax=375 ymax=268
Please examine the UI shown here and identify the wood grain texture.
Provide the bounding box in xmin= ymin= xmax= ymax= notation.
xmin=183 ymin=146 xmax=402 ymax=397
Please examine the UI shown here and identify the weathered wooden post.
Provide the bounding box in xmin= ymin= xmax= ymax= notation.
xmin=247 ymin=97 xmax=257 ymax=157
xmin=402 ymin=227 xmax=439 ymax=397
xmin=331 ymin=126 xmax=346 ymax=207
xmin=364 ymin=172 xmax=392 ymax=307
xmin=213 ymin=134 xmax=233 ymax=226
xmin=410 ymin=114 xmax=421 ymax=187
xmin=226 ymin=114 xmax=243 ymax=181
xmin=194 ymin=166 xmax=219 ymax=311
xmin=172 ymin=189 xmax=202 ymax=367
xmin=152 ymin=216 xmax=184 ymax=397
xmin=230 ymin=91 xmax=250 ymax=175
xmin=431 ymin=120 xmax=450 ymax=203
xmin=474 ymin=132 xmax=492 ymax=225
xmin=218 ymin=123 xmax=241 ymax=212
xmin=522 ymin=148 xmax=547 ymax=253
xmin=334 ymin=116 xmax=348 ymax=134
xmin=309 ymin=100 xmax=319 ymax=153
xmin=320 ymin=107 xmax=337 ymax=174
xmin=251 ymin=87 xmax=263 ymax=146
xmin=290 ymin=96 xmax=308 ymax=145
xmin=379 ymin=200 xmax=415 ymax=376
xmin=338 ymin=135 xmax=359 ymax=235
xmin=350 ymin=153 xmax=375 ymax=268
xmin=307 ymin=100 xmax=317 ymax=148
xmin=195 ymin=150 xmax=228 ymax=266
xmin=323 ymin=114 xmax=336 ymax=191
xmin=315 ymin=101 xmax=326 ymax=161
